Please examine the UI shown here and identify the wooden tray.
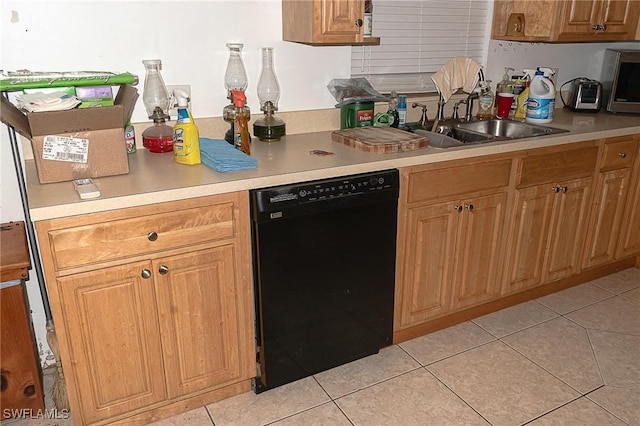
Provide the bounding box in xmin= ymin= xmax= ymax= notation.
xmin=332 ymin=127 xmax=429 ymax=153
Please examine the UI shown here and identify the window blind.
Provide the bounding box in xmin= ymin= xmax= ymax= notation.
xmin=352 ymin=0 xmax=491 ymax=94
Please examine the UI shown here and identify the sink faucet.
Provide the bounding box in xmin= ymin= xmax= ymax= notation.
xmin=463 ymin=92 xmax=479 ymax=121
xmin=412 ymin=102 xmax=428 ymax=127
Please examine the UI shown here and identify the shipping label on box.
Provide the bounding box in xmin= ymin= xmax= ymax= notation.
xmin=42 ymin=135 xmax=89 ymax=163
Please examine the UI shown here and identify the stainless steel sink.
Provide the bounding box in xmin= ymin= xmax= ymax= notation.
xmin=407 ymin=118 xmax=569 ymax=149
xmin=455 ymin=119 xmax=568 ymax=139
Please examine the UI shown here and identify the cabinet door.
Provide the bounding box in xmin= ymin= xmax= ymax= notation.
xmin=559 ymin=0 xmax=639 ymax=40
xmin=502 ymin=185 xmax=555 ymax=294
xmin=57 ymin=262 xmax=166 ymax=424
xmin=321 ymin=0 xmax=363 ymax=38
xmin=452 ymin=192 xmax=508 ymax=310
xmin=396 ymin=201 xmax=458 ymax=329
xmin=155 ymin=245 xmax=245 ymax=399
xmin=543 ymin=178 xmax=592 ymax=283
xmin=583 ymin=168 xmax=631 ymax=269
xmin=617 ymin=145 xmax=640 ymax=258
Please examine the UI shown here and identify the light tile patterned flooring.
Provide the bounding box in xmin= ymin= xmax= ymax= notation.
xmin=10 ymin=268 xmax=640 ymax=426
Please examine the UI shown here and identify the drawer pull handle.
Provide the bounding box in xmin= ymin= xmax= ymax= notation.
xmin=465 ymin=203 xmax=474 ymax=212
xmin=619 ymin=152 xmax=627 ymax=158
xmin=141 ymin=269 xmax=152 ymax=279
xmin=454 ymin=205 xmax=463 ymax=213
xmin=147 ymin=231 xmax=158 ymax=241
xmin=158 ymin=265 xmax=169 ymax=275
xmin=355 ymin=18 xmax=363 ymax=27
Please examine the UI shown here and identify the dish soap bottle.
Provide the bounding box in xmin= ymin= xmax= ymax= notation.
xmin=231 ymin=89 xmax=251 ymax=155
xmin=173 ymin=90 xmax=201 ymax=165
xmin=526 ymin=68 xmax=556 ymax=124
xmin=476 ymin=80 xmax=494 ymax=119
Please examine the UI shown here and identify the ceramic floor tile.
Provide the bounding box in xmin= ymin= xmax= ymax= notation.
xmin=620 ymin=287 xmax=640 ymax=305
xmin=335 ymin=368 xmax=489 ymax=425
xmin=588 ymin=330 xmax=640 ymax=391
xmin=565 ymin=295 xmax=640 ymax=336
xmin=590 ymin=267 xmax=640 ymax=294
xmin=536 ymin=282 xmax=615 ymax=314
xmin=268 ymin=402 xmax=352 ymax=426
xmin=471 ymin=300 xmax=559 ymax=338
xmin=399 ymin=321 xmax=496 ymax=365
xmin=206 ymin=377 xmax=330 ymax=426
xmin=313 ymin=345 xmax=420 ymax=398
xmin=502 ymin=317 xmax=603 ymax=394
xmin=527 ymin=396 xmax=626 ymax=425
xmin=427 ymin=341 xmax=579 ymax=426
xmin=588 ymin=386 xmax=640 ymax=425
xmin=148 ymin=407 xmax=213 ymax=426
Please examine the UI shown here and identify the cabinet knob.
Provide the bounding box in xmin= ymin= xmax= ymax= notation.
xmin=560 ymin=186 xmax=568 ymax=193
xmin=465 ymin=203 xmax=474 ymax=212
xmin=147 ymin=231 xmax=158 ymax=241
xmin=141 ymin=269 xmax=152 ymax=279
xmin=355 ymin=18 xmax=363 ymax=27
xmin=619 ymin=152 xmax=627 ymax=158
xmin=454 ymin=204 xmax=463 ymax=213
xmin=552 ymin=186 xmax=560 ymax=193
xmin=158 ymin=265 xmax=169 ymax=275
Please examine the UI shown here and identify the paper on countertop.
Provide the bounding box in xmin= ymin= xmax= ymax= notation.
xmin=16 ymin=91 xmax=81 ymax=112
xmin=199 ymin=137 xmax=258 ymax=172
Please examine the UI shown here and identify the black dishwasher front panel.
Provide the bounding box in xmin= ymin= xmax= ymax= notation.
xmin=250 ymin=169 xmax=399 ymax=393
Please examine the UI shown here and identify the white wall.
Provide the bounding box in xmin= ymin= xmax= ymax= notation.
xmin=485 ymin=40 xmax=640 ymax=91
xmin=1 ymin=0 xmax=639 ymax=365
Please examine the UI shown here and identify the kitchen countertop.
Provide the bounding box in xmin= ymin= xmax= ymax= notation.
xmin=24 ymin=109 xmax=640 ymax=221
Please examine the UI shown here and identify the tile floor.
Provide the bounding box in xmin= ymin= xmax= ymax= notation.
xmin=7 ymin=268 xmax=639 ymax=426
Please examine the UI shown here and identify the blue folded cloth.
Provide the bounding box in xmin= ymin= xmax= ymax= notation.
xmin=199 ymin=137 xmax=258 ymax=172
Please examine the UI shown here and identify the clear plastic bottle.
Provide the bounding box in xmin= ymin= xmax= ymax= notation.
xmin=231 ymin=90 xmax=251 ymax=155
xmin=387 ymin=90 xmax=399 ymax=128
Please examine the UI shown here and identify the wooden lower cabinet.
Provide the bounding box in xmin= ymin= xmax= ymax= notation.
xmin=36 ymin=192 xmax=254 ymax=425
xmin=502 ymin=143 xmax=597 ymax=294
xmin=395 ymin=159 xmax=510 ymax=330
xmin=616 ymin=140 xmax=640 ymax=259
xmin=57 ymin=262 xmax=167 ymax=424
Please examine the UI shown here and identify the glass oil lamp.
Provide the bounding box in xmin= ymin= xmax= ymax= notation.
xmin=223 ymin=43 xmax=249 ymax=145
xmin=253 ymin=47 xmax=286 ymax=142
xmin=141 ymin=59 xmax=174 ymax=153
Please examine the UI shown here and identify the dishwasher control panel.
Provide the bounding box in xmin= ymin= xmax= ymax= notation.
xmin=251 ymin=169 xmax=399 ymax=214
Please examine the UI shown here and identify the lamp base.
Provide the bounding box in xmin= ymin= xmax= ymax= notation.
xmin=253 ymin=115 xmax=286 ymax=142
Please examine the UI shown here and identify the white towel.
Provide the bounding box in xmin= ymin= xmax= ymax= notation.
xmin=431 ymin=57 xmax=483 ymax=103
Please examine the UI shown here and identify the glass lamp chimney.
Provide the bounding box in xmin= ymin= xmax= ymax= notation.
xmin=257 ymin=47 xmax=280 ymax=113
xmin=142 ymin=59 xmax=170 ymax=120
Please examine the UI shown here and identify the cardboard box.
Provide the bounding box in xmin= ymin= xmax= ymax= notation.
xmin=1 ymin=84 xmax=138 ymax=184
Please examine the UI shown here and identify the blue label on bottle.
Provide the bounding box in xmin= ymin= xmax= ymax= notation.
xmin=526 ymin=98 xmax=555 ymax=120
xmin=176 ymin=108 xmax=191 ymax=123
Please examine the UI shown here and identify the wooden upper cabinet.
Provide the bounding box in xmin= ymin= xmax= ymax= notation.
xmin=282 ymin=0 xmax=380 ymax=45
xmin=492 ymin=0 xmax=640 ymax=42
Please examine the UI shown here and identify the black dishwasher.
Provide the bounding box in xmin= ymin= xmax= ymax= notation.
xmin=250 ymin=169 xmax=399 ymax=393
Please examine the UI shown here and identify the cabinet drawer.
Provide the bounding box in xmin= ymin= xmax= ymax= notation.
xmin=406 ymin=159 xmax=512 ymax=204
xmin=48 ymin=202 xmax=235 ymax=270
xmin=518 ymin=146 xmax=598 ymax=188
xmin=601 ymin=139 xmax=637 ymax=171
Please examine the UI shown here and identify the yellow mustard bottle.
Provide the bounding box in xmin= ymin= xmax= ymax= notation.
xmin=173 ymin=90 xmax=201 ymax=165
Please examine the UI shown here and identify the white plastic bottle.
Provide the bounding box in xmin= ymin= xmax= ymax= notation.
xmin=526 ymin=68 xmax=556 ymax=124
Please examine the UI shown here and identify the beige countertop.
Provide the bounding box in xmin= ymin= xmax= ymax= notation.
xmin=25 ymin=109 xmax=640 ymax=221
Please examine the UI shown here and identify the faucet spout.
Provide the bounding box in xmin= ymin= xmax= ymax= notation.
xmin=464 ymin=92 xmax=479 ymax=121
